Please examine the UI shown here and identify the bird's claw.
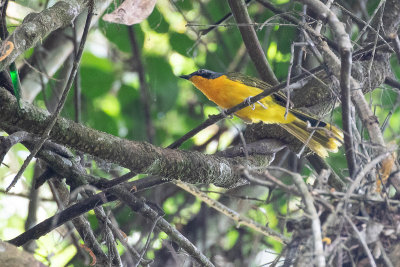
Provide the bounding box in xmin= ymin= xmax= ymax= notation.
xmin=245 ymin=96 xmax=256 ymax=110
xmin=220 ymin=109 xmax=233 ymax=119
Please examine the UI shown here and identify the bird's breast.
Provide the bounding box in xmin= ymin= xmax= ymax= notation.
xmin=196 ymin=76 xmax=265 ymax=109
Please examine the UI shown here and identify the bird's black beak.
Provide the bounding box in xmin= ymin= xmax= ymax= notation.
xmin=179 ymin=74 xmax=190 ymax=80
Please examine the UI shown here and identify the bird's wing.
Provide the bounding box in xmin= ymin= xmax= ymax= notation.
xmin=226 ymin=72 xmax=290 ymax=108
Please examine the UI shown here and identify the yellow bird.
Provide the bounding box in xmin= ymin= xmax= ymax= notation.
xmin=180 ymin=69 xmax=343 ymax=158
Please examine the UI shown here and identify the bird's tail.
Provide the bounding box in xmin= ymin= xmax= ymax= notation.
xmin=280 ymin=110 xmax=343 ymax=158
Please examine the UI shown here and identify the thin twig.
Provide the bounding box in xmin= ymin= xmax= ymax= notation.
xmin=0 ymin=131 xmax=29 ymax=163
xmin=340 ymin=47 xmax=357 ymax=178
xmin=353 ymin=0 xmax=387 ymax=44
xmin=50 ymin=178 xmax=110 ymax=266
xmin=72 ymin=24 xmax=82 ymax=123
xmin=91 ymin=202 xmax=123 ymax=266
xmin=307 ymin=154 xmax=345 ymax=191
xmin=7 ymin=176 xmax=166 ymax=247
xmin=365 ymin=1 xmax=386 ymax=101
xmin=285 ymin=42 xmax=308 ymax=119
xmin=377 ymin=241 xmax=394 ymax=267
xmin=343 ymin=152 xmax=390 ymax=202
xmin=198 ymin=0 xmax=253 ymax=36
xmin=334 ymin=2 xmax=394 ymax=54
xmin=112 ymin=185 xmax=215 ymax=267
xmin=344 ymin=214 xmax=377 ymax=267
xmin=299 ymin=0 xmax=388 ymax=165
xmin=243 ymin=168 xmax=300 ymax=196
xmin=313 ymin=189 xmax=400 ymax=205
xmin=256 ymin=0 xmax=339 ymax=53
xmin=134 ymin=216 xmax=161 ymax=267
xmin=128 ymin=25 xmax=155 ymax=144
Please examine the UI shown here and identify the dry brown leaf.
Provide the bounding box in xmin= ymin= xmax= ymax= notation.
xmin=0 ymin=41 xmax=14 ymax=61
xmin=103 ymin=0 xmax=157 ymax=25
xmin=80 ymin=243 xmax=97 ymax=266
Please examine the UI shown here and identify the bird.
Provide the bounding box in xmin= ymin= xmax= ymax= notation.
xmin=180 ymin=69 xmax=343 ymax=158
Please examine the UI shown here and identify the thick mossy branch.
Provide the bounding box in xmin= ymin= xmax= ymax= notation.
xmin=0 ymin=0 xmax=87 ymax=71
xmin=0 ymin=89 xmax=273 ymax=187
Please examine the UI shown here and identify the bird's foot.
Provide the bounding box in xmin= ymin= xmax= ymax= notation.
xmin=244 ymin=96 xmax=256 ymax=110
xmin=220 ymin=108 xmax=233 ymax=119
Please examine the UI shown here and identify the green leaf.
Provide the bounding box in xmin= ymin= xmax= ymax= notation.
xmin=119 ymin=84 xmax=148 ymax=141
xmin=81 ymin=52 xmax=113 ymax=72
xmin=275 ymin=27 xmax=295 ymax=54
xmin=146 ymin=56 xmax=179 ymax=112
xmin=169 ymin=32 xmax=194 ymax=56
xmin=80 ymin=67 xmax=114 ymax=98
xmin=204 ymin=29 xmax=242 ymax=69
xmin=87 ymin=108 xmax=119 ymax=136
xmin=206 ymin=1 xmax=228 ymax=21
xmin=99 ymin=21 xmax=145 ymax=53
xmin=224 ymin=229 xmax=239 ymax=250
xmin=147 ymin=8 xmax=169 ymax=33
xmin=174 ymin=0 xmax=193 ymax=11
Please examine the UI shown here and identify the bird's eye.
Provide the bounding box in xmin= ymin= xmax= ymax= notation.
xmin=200 ymin=69 xmax=210 ymax=77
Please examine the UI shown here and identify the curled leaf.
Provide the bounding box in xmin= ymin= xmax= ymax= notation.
xmin=80 ymin=243 xmax=97 ymax=266
xmin=0 ymin=41 xmax=14 ymax=61
xmin=103 ymin=0 xmax=157 ymax=25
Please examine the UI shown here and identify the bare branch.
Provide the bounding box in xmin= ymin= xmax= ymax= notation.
xmin=277 ymin=168 xmax=325 ymax=267
xmin=128 ymin=26 xmax=155 ymax=144
xmin=340 ymin=47 xmax=357 ymax=177
xmin=344 ymin=214 xmax=377 ymax=267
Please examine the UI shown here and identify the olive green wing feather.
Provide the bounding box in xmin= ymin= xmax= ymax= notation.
xmin=226 ymin=72 xmax=290 ymax=108
xmin=226 ymin=72 xmax=273 ymax=90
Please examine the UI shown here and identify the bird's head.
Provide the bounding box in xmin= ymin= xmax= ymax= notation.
xmin=180 ymin=69 xmax=223 ymax=80
xmin=180 ymin=69 xmax=224 ymax=89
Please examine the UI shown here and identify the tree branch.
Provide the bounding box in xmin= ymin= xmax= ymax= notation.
xmin=340 ymin=47 xmax=357 ymax=177
xmin=288 ymin=169 xmax=325 ymax=267
xmin=0 ymin=0 xmax=88 ymax=71
xmin=0 ymin=88 xmax=273 ymax=188
xmin=227 ymin=0 xmax=278 ymax=85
